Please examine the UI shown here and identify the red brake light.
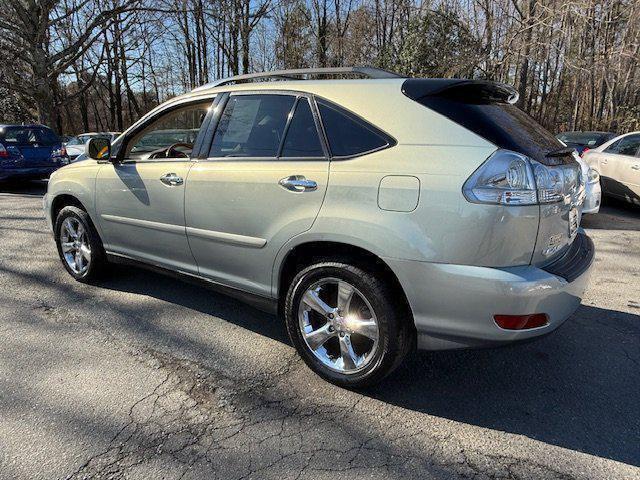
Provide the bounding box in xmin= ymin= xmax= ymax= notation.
xmin=580 ymin=147 xmax=590 ymax=157
xmin=0 ymin=144 xmax=9 ymax=158
xmin=494 ymin=314 xmax=549 ymax=330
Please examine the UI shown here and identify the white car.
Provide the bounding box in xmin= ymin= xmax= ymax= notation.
xmin=583 ymin=131 xmax=640 ymax=207
xmin=65 ymin=132 xmax=120 ymax=161
xmin=555 ymin=139 xmax=602 ymax=214
xmin=576 ymin=155 xmax=602 ymax=214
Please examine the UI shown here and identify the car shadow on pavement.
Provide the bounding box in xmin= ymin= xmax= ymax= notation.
xmin=95 ymin=264 xmax=290 ymax=345
xmin=95 ymin=263 xmax=640 ymax=467
xmin=371 ymin=304 xmax=640 ymax=467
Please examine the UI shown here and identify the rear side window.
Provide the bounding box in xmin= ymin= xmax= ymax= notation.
xmin=3 ymin=127 xmax=59 ymax=146
xmin=210 ymin=94 xmax=295 ymax=157
xmin=317 ymin=100 xmax=391 ymax=157
xmin=605 ymin=135 xmax=640 ymax=156
xmin=281 ymin=98 xmax=323 ymax=157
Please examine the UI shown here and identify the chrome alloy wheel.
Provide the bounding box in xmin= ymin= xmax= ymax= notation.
xmin=60 ymin=217 xmax=91 ymax=275
xmin=298 ymin=278 xmax=380 ymax=374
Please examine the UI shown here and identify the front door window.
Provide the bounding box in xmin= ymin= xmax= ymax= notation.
xmin=125 ymin=101 xmax=211 ymax=160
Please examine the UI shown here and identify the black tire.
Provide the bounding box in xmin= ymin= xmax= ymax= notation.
xmin=54 ymin=206 xmax=107 ymax=283
xmin=284 ymin=261 xmax=414 ymax=388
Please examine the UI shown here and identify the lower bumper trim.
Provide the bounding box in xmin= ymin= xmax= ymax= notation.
xmin=542 ymin=232 xmax=594 ymax=282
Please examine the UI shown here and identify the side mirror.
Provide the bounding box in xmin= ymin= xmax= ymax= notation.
xmin=87 ymin=137 xmax=112 ymax=161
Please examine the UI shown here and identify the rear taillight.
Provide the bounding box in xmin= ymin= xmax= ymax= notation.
xmin=463 ymin=149 xmax=577 ymax=206
xmin=494 ymin=314 xmax=548 ymax=330
xmin=580 ymin=147 xmax=590 ymax=157
xmin=0 ymin=144 xmax=9 ymax=158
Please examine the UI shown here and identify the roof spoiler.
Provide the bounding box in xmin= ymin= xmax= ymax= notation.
xmin=402 ymin=79 xmax=519 ymax=105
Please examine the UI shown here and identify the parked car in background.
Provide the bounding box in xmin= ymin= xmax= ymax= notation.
xmin=575 ymin=155 xmax=602 ymax=214
xmin=583 ymin=131 xmax=640 ymax=206
xmin=0 ymin=124 xmax=68 ymax=182
xmin=556 ymin=133 xmax=606 ymax=214
xmin=44 ymin=68 xmax=594 ymax=387
xmin=556 ymin=131 xmax=617 ymax=157
xmin=65 ymin=132 xmax=120 ymax=161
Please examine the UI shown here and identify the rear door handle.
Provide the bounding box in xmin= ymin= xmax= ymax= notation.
xmin=160 ymin=173 xmax=184 ymax=186
xmin=279 ymin=175 xmax=317 ymax=192
xmin=601 ymin=159 xmax=608 ymax=164
xmin=632 ymin=165 xmax=640 ymax=170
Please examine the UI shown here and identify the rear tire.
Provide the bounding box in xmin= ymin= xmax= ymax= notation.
xmin=54 ymin=206 xmax=107 ymax=283
xmin=284 ymin=261 xmax=413 ymax=388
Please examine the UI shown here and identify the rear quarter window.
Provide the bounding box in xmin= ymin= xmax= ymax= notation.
xmin=316 ymin=99 xmax=394 ymax=158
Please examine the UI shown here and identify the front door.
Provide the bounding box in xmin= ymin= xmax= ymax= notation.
xmin=185 ymin=93 xmax=329 ymax=297
xmin=618 ymin=137 xmax=640 ymax=201
xmin=599 ymin=134 xmax=640 ymax=198
xmin=96 ymin=99 xmax=213 ymax=273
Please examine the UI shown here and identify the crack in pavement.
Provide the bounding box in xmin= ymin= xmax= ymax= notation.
xmin=65 ymin=347 xmax=594 ymax=480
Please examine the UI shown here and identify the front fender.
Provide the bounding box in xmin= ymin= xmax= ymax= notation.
xmin=46 ymin=163 xmax=103 ymax=236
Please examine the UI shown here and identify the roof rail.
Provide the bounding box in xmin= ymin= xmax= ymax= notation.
xmin=192 ymin=66 xmax=402 ymax=92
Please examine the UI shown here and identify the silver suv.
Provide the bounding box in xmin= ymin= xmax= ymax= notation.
xmin=44 ymin=67 xmax=594 ymax=387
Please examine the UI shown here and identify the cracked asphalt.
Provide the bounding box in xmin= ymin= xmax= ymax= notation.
xmin=0 ymin=181 xmax=638 ymax=480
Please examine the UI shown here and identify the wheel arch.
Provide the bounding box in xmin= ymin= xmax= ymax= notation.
xmin=51 ymin=193 xmax=87 ymax=220
xmin=275 ymin=240 xmax=415 ymax=332
xmin=50 ymin=192 xmax=104 ymax=241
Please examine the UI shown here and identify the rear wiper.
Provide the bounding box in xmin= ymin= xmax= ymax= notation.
xmin=546 ymin=146 xmax=575 ymax=157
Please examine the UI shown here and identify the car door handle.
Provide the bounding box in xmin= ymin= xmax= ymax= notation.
xmin=279 ymin=175 xmax=317 ymax=192
xmin=601 ymin=159 xmax=608 ymax=164
xmin=160 ymin=173 xmax=183 ymax=186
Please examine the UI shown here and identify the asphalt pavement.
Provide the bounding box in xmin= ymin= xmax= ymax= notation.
xmin=0 ymin=181 xmax=638 ymax=480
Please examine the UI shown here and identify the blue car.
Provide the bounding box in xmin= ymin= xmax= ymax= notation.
xmin=0 ymin=124 xmax=69 ymax=181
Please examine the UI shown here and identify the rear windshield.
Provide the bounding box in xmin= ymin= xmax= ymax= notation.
xmin=403 ymin=80 xmax=570 ymax=165
xmin=556 ymin=132 xmax=612 ymax=147
xmin=2 ymin=127 xmax=60 ymax=146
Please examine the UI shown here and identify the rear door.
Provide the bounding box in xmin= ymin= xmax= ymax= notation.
xmin=185 ymin=92 xmax=329 ymax=297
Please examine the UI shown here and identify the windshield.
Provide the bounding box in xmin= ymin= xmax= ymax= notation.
xmin=556 ymin=132 xmax=612 ymax=147
xmin=2 ymin=127 xmax=60 ymax=146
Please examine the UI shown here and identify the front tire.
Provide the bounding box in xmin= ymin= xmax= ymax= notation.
xmin=284 ymin=261 xmax=413 ymax=388
xmin=54 ymin=206 xmax=107 ymax=283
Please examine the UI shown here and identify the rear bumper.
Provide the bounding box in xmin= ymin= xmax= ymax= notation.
xmin=0 ymin=166 xmax=59 ymax=180
xmin=385 ymin=232 xmax=594 ymax=350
